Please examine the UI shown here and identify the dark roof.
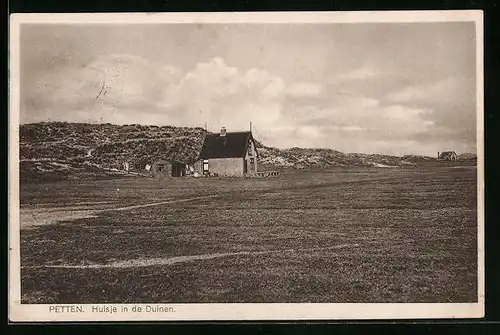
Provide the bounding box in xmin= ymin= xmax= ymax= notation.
xmin=198 ymin=131 xmax=256 ymax=159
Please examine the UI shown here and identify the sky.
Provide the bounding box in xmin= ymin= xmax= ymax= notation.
xmin=19 ymin=22 xmax=478 ymax=155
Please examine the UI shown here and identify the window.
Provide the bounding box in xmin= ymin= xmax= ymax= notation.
xmin=203 ymin=160 xmax=209 ymax=172
xmin=158 ymin=164 xmax=165 ymax=172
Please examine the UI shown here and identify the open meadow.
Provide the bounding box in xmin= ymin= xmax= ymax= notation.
xmin=19 ymin=166 xmax=478 ymax=303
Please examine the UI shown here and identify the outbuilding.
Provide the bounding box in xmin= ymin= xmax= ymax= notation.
xmin=151 ymin=159 xmax=187 ymax=178
xmin=438 ymin=151 xmax=458 ymax=161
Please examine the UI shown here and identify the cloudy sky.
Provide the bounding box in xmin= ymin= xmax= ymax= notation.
xmin=20 ymin=22 xmax=477 ymax=155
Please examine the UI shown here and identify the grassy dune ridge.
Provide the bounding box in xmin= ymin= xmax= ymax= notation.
xmin=19 ymin=122 xmax=477 ymax=182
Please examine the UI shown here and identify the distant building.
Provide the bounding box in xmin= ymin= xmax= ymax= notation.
xmin=122 ymin=162 xmax=131 ymax=172
xmin=151 ymin=159 xmax=187 ymax=178
xmin=438 ymin=151 xmax=458 ymax=161
xmin=194 ymin=127 xmax=258 ymax=177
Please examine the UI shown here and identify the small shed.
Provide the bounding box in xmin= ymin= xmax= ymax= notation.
xmin=151 ymin=159 xmax=187 ymax=178
xmin=438 ymin=151 xmax=458 ymax=161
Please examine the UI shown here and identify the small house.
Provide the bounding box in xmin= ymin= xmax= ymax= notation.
xmin=151 ymin=159 xmax=187 ymax=178
xmin=438 ymin=151 xmax=458 ymax=161
xmin=194 ymin=127 xmax=258 ymax=177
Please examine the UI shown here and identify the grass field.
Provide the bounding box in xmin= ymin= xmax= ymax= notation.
xmin=19 ymin=166 xmax=478 ymax=303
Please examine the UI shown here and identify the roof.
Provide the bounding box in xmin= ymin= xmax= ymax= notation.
xmin=440 ymin=151 xmax=457 ymax=156
xmin=198 ymin=131 xmax=256 ymax=159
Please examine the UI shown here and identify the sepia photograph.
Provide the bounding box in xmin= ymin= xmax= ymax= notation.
xmin=9 ymin=11 xmax=484 ymax=321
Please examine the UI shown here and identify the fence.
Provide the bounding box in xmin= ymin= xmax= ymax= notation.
xmin=255 ymin=171 xmax=280 ymax=178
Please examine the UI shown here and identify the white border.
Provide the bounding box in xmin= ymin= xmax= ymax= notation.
xmin=8 ymin=10 xmax=484 ymax=322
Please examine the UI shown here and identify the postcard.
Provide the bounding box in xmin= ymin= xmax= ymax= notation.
xmin=9 ymin=10 xmax=484 ymax=321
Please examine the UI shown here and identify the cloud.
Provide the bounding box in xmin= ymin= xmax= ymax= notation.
xmin=84 ymin=54 xmax=182 ymax=103
xmin=340 ymin=125 xmax=363 ymax=132
xmin=260 ymin=90 xmax=438 ymax=154
xmin=383 ymin=76 xmax=476 ymax=146
xmin=285 ymin=82 xmax=324 ymax=98
xmin=163 ymin=57 xmax=286 ymax=131
xmin=386 ymin=76 xmax=474 ymax=108
xmin=22 ymin=55 xmax=287 ymax=129
xmin=281 ymin=95 xmax=431 ymax=137
xmin=332 ymin=66 xmax=381 ymax=83
xmin=21 ymin=54 xmax=476 ymax=155
xmin=22 ymin=54 xmax=182 ymax=123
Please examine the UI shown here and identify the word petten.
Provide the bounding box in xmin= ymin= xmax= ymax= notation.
xmin=49 ymin=305 xmax=84 ymax=313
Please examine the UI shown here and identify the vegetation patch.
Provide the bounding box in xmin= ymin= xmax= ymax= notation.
xmin=20 ymin=166 xmax=477 ymax=303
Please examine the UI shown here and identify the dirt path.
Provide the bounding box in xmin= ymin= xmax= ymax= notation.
xmin=19 ymin=175 xmax=406 ymax=228
xmin=23 ymin=243 xmax=360 ymax=269
xmin=111 ymin=195 xmax=218 ymax=211
xmin=20 ymin=195 xmax=219 ymax=228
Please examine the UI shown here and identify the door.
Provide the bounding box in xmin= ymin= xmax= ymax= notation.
xmin=243 ymin=159 xmax=248 ymax=174
xmin=203 ymin=160 xmax=209 ymax=175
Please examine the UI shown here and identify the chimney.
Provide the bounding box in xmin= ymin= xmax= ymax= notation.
xmin=438 ymin=151 xmax=440 ymax=159
xmin=220 ymin=126 xmax=227 ymax=137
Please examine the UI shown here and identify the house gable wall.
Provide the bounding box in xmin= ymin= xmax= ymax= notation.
xmin=195 ymin=158 xmax=244 ymax=177
xmin=244 ymin=139 xmax=258 ymax=175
